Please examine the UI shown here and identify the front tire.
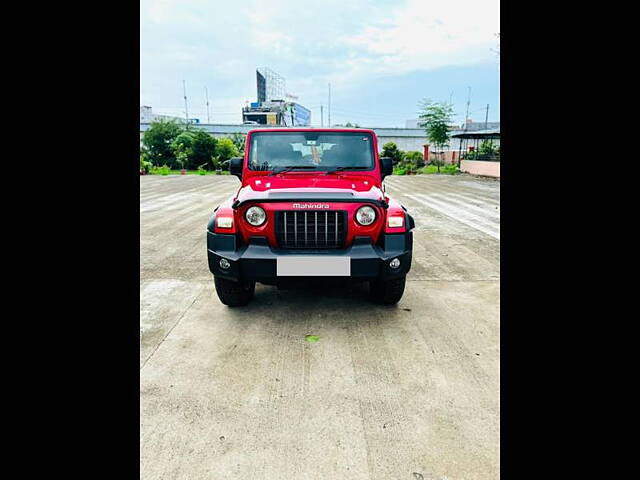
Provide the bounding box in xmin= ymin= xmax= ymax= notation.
xmin=214 ymin=277 xmax=255 ymax=307
xmin=370 ymin=275 xmax=406 ymax=305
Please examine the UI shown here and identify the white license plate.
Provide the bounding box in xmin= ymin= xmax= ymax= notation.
xmin=276 ymin=256 xmax=351 ymax=277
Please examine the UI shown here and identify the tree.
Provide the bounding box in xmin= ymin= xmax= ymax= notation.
xmin=230 ymin=133 xmax=246 ymax=154
xmin=418 ymin=99 xmax=454 ymax=173
xmin=170 ymin=131 xmax=196 ymax=170
xmin=213 ymin=137 xmax=240 ymax=170
xmin=141 ymin=120 xmax=184 ymax=166
xmin=190 ymin=130 xmax=218 ymax=169
xmin=381 ymin=142 xmax=405 ymax=166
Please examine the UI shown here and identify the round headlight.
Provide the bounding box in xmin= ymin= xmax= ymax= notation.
xmin=245 ymin=206 xmax=266 ymax=226
xmin=355 ymin=206 xmax=376 ymax=226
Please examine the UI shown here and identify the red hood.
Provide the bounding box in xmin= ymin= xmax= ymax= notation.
xmin=234 ymin=175 xmax=385 ymax=204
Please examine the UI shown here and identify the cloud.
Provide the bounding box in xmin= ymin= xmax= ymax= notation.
xmin=140 ymin=0 xmax=499 ymax=122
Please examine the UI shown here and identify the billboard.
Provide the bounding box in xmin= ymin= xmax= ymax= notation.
xmin=292 ymin=103 xmax=311 ymax=126
xmin=256 ymin=70 xmax=266 ymax=103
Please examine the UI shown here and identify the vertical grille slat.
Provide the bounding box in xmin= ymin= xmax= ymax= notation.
xmin=275 ymin=210 xmax=347 ymax=249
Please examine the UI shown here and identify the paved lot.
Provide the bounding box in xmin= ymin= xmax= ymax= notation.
xmin=140 ymin=174 xmax=500 ymax=480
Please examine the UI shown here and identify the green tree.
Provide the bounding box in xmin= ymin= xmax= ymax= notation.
xmin=170 ymin=131 xmax=196 ymax=170
xmin=418 ymin=99 xmax=454 ymax=173
xmin=190 ymin=130 xmax=218 ymax=169
xmin=381 ymin=142 xmax=405 ymax=166
xmin=213 ymin=137 xmax=240 ymax=170
xmin=141 ymin=120 xmax=184 ymax=166
xmin=230 ymin=133 xmax=246 ymax=154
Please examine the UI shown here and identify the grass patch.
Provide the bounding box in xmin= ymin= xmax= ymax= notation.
xmin=420 ymin=164 xmax=460 ymax=175
xmin=147 ymin=169 xmax=230 ymax=175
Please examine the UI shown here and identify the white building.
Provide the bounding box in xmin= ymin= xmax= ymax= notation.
xmin=140 ymin=106 xmax=200 ymax=124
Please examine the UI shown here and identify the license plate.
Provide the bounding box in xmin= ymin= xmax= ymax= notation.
xmin=276 ymin=256 xmax=351 ymax=277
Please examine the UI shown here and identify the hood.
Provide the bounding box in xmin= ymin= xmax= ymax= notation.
xmin=234 ymin=175 xmax=385 ymax=205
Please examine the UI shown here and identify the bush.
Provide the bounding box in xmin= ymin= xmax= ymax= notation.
xmin=381 ymin=142 xmax=405 ymax=165
xmin=464 ymin=141 xmax=499 ymax=160
xmin=404 ymin=151 xmax=425 ymax=168
xmin=150 ymin=164 xmax=171 ymax=175
xmin=429 ymin=157 xmax=445 ymax=166
xmin=395 ymin=150 xmax=424 ymax=174
xmin=140 ymin=156 xmax=152 ymax=174
xmin=393 ymin=168 xmax=406 ymax=175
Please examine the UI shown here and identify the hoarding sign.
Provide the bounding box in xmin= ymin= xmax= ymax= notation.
xmin=293 ymin=103 xmax=311 ymax=126
xmin=256 ymin=70 xmax=266 ymax=103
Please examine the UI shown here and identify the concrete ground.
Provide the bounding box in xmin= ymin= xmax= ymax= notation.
xmin=140 ymin=173 xmax=500 ymax=480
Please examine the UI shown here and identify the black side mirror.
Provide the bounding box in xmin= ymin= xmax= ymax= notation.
xmin=230 ymin=157 xmax=243 ymax=180
xmin=380 ymin=157 xmax=393 ymax=180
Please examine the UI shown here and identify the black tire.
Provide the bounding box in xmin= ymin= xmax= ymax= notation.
xmin=370 ymin=275 xmax=406 ymax=305
xmin=214 ymin=277 xmax=255 ymax=307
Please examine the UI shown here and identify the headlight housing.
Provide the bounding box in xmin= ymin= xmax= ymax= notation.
xmin=245 ymin=206 xmax=266 ymax=226
xmin=355 ymin=205 xmax=376 ymax=226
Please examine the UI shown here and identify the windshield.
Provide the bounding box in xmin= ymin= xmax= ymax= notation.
xmin=248 ymin=131 xmax=375 ymax=171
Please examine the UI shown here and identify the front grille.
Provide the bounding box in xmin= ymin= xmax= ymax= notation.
xmin=275 ymin=210 xmax=347 ymax=249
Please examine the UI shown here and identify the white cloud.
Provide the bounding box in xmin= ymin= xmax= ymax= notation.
xmin=341 ymin=0 xmax=500 ymax=77
xmin=140 ymin=0 xmax=499 ymax=120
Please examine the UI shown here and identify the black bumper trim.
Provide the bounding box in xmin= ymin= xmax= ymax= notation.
xmin=207 ymin=231 xmax=412 ymax=283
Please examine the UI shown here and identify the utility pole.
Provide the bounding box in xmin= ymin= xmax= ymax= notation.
xmin=183 ymin=80 xmax=189 ymax=126
xmin=484 ymin=104 xmax=489 ymax=129
xmin=320 ymin=105 xmax=324 ymax=127
xmin=464 ymin=86 xmax=471 ymax=130
xmin=205 ymin=87 xmax=210 ymax=124
xmin=328 ymin=83 xmax=331 ymax=127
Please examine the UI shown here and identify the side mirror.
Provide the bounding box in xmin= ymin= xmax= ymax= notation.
xmin=380 ymin=157 xmax=393 ymax=180
xmin=230 ymin=157 xmax=243 ymax=180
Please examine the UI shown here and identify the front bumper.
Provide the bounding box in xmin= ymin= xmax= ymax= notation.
xmin=207 ymin=232 xmax=412 ymax=284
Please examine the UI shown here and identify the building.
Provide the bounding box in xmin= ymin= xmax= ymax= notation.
xmin=242 ymin=100 xmax=311 ymax=127
xmin=140 ymin=106 xmax=200 ymax=124
xmin=242 ymin=68 xmax=311 ymax=126
xmin=141 ymin=123 xmax=425 ymax=152
xmin=459 ymin=119 xmax=500 ymax=131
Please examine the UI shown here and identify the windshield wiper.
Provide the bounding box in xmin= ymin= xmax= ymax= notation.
xmin=324 ymin=166 xmax=367 ymax=175
xmin=268 ymin=166 xmax=318 ymax=176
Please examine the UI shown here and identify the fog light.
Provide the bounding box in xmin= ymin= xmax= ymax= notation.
xmin=389 ymin=258 xmax=400 ymax=269
xmin=219 ymin=258 xmax=231 ymax=269
xmin=387 ymin=216 xmax=404 ymax=228
xmin=216 ymin=217 xmax=233 ymax=229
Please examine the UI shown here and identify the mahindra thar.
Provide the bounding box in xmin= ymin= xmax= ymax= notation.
xmin=206 ymin=128 xmax=415 ymax=306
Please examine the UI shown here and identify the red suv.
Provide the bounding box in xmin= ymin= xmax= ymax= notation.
xmin=207 ymin=128 xmax=415 ymax=306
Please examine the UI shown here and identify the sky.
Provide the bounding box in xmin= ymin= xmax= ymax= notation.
xmin=140 ymin=0 xmax=500 ymax=128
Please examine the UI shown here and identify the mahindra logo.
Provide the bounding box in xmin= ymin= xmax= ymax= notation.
xmin=292 ymin=203 xmax=330 ymax=209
